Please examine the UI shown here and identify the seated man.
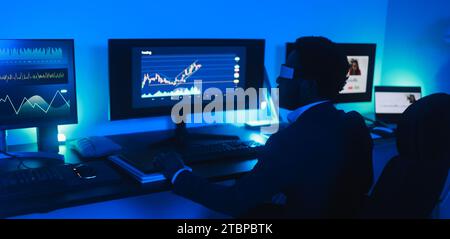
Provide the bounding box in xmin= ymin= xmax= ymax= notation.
xmin=155 ymin=37 xmax=374 ymax=218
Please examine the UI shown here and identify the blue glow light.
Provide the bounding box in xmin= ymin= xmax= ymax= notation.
xmin=1 ymin=0 xmax=388 ymax=146
xmin=249 ymin=133 xmax=268 ymax=145
xmin=57 ymin=133 xmax=66 ymax=142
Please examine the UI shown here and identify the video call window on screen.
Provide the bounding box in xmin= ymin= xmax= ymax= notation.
xmin=374 ymin=86 xmax=422 ymax=123
xmin=341 ymin=56 xmax=369 ymax=94
xmin=375 ymin=86 xmax=422 ymax=114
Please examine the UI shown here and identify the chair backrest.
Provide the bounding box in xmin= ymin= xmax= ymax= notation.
xmin=362 ymin=93 xmax=450 ymax=218
xmin=362 ymin=156 xmax=449 ymax=218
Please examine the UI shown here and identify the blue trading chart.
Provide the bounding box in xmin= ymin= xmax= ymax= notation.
xmin=132 ymin=46 xmax=246 ymax=108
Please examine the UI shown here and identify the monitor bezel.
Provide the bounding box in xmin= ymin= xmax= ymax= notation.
xmin=108 ymin=38 xmax=266 ymax=121
xmin=0 ymin=39 xmax=78 ymax=130
xmin=285 ymin=42 xmax=376 ymax=103
xmin=374 ymin=86 xmax=422 ymax=123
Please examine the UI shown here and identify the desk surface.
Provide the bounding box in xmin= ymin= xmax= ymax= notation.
xmin=1 ymin=125 xmax=265 ymax=218
xmin=2 ymin=124 xmax=397 ymax=218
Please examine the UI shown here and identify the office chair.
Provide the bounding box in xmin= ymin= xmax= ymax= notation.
xmin=240 ymin=203 xmax=286 ymax=219
xmin=361 ymin=93 xmax=450 ymax=219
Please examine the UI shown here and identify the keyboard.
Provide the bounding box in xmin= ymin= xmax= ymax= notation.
xmin=0 ymin=161 xmax=122 ymax=202
xmin=113 ymin=140 xmax=265 ymax=174
xmin=179 ymin=140 xmax=264 ymax=165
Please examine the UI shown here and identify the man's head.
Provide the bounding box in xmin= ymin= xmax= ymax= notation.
xmin=277 ymin=37 xmax=349 ymax=110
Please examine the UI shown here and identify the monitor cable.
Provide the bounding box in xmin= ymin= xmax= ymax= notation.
xmin=0 ymin=150 xmax=31 ymax=169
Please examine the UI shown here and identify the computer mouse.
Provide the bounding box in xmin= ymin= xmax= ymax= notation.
xmin=73 ymin=164 xmax=97 ymax=179
xmin=69 ymin=136 xmax=122 ymax=159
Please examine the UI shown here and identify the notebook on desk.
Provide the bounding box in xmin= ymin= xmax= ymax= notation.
xmin=107 ymin=140 xmax=264 ymax=184
xmin=108 ymin=155 xmax=164 ymax=184
xmin=105 ymin=138 xmax=166 ymax=183
xmin=114 ymin=149 xmax=161 ymax=174
xmin=104 ymin=133 xmax=169 ymax=174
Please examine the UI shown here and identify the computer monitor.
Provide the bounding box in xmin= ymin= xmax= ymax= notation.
xmin=0 ymin=39 xmax=77 ymax=152
xmin=375 ymin=86 xmax=422 ymax=123
xmin=285 ymin=43 xmax=376 ymax=103
xmin=109 ymin=39 xmax=265 ymax=145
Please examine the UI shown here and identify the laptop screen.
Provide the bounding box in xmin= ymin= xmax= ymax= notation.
xmin=375 ymin=86 xmax=422 ymax=123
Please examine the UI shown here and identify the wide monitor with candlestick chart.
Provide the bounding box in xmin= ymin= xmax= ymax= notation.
xmin=109 ymin=39 xmax=265 ymax=120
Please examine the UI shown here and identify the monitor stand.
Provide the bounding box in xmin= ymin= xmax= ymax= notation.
xmin=37 ymin=125 xmax=60 ymax=153
xmin=0 ymin=130 xmax=6 ymax=152
xmin=150 ymin=121 xmax=239 ymax=150
xmin=0 ymin=126 xmax=64 ymax=168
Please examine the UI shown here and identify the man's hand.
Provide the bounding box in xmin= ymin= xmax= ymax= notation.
xmin=153 ymin=151 xmax=189 ymax=183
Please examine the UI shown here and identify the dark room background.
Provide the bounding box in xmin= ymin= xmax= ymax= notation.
xmin=1 ymin=0 xmax=448 ymax=145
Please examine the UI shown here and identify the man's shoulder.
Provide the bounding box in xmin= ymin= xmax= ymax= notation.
xmin=267 ymin=107 xmax=368 ymax=144
xmin=264 ymin=121 xmax=310 ymax=149
xmin=340 ymin=110 xmax=367 ymax=129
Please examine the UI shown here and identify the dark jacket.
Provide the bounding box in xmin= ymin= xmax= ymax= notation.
xmin=174 ymin=102 xmax=373 ymax=218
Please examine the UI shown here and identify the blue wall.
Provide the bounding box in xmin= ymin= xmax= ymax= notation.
xmin=1 ymin=0 xmax=388 ymax=145
xmin=381 ymin=0 xmax=450 ymax=95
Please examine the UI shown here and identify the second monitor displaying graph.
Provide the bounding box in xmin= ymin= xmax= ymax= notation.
xmin=132 ymin=46 xmax=246 ymax=108
xmin=0 ymin=39 xmax=77 ymax=128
